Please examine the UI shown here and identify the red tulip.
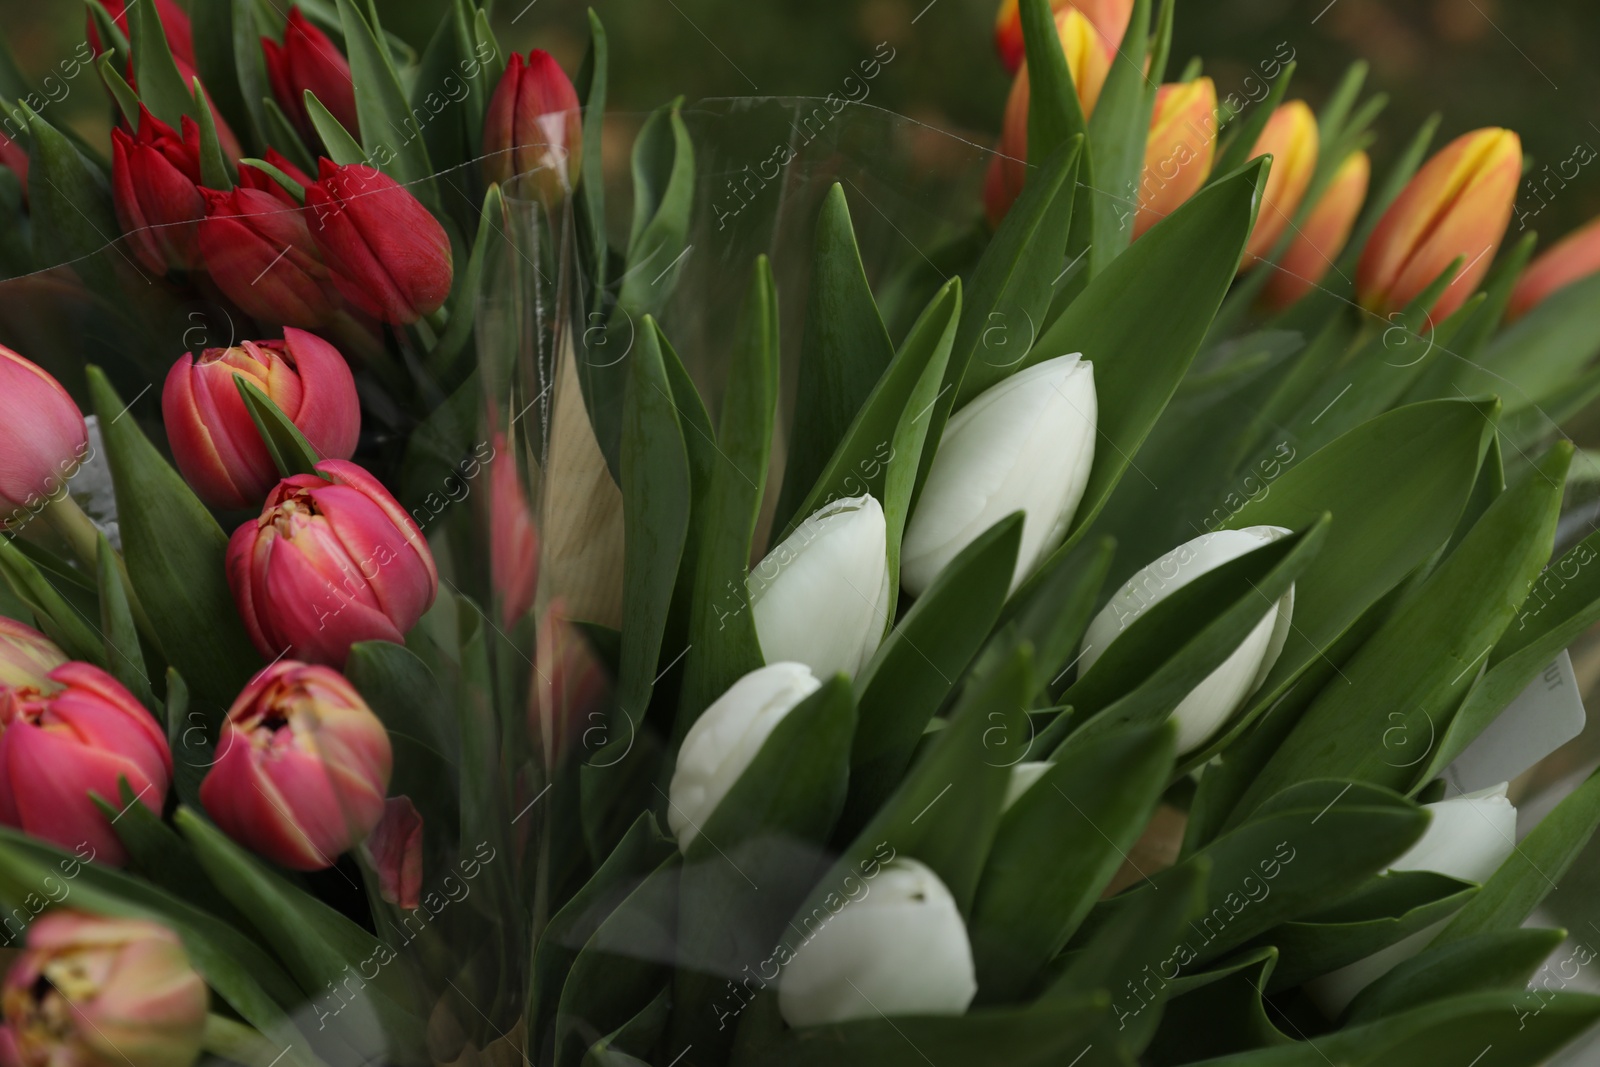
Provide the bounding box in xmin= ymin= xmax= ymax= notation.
xmin=87 ymin=0 xmax=195 ymax=67
xmin=0 ymin=663 xmax=171 ymax=865
xmin=200 ymin=660 xmax=391 ymax=870
xmin=1357 ymin=127 xmax=1522 ymax=320
xmin=198 ymin=185 xmax=339 ymax=328
xmin=489 ymin=433 xmax=539 ymax=627
xmin=162 ymin=330 xmax=360 ymax=510
xmin=110 ymin=106 xmax=205 ymax=275
xmin=1 ymin=912 xmax=208 ymax=1067
xmin=238 ymin=149 xmax=316 ymax=206
xmin=361 ymin=795 xmax=422 ymax=909
xmin=482 ymin=50 xmax=582 ymax=202
xmin=0 ymin=620 xmax=66 ymax=693
xmin=1508 ymin=213 xmax=1600 ymax=321
xmin=303 ymin=160 xmax=454 ymax=325
xmin=0 ymin=130 xmax=27 ymax=192
xmin=263 ymin=7 xmax=360 ymax=144
xmin=0 ymin=346 xmax=89 ymax=526
xmin=994 ymin=0 xmax=1132 ymax=73
xmin=227 ymin=459 xmax=439 ymax=666
xmin=1262 ymin=150 xmax=1370 ymax=311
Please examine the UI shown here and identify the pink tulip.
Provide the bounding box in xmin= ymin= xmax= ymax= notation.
xmin=0 ymin=663 xmax=171 ymax=865
xmin=361 ymin=795 xmax=422 ymax=909
xmin=198 ymin=185 xmax=339 ymax=329
xmin=303 ymin=160 xmax=453 ymax=325
xmin=200 ymin=661 xmax=392 ymax=870
xmin=227 ymin=459 xmax=438 ymax=666
xmin=263 ymin=7 xmax=360 ymax=144
xmin=1 ymin=911 xmax=207 ymax=1067
xmin=529 ymin=601 xmax=610 ymax=773
xmin=0 ymin=346 xmax=89 ymax=526
xmin=489 ymin=433 xmax=539 ymax=627
xmin=110 ymin=106 xmax=205 ymax=276
xmin=0 ymin=620 xmax=66 ymax=692
xmin=482 ymin=50 xmax=582 ymax=203
xmin=163 ymin=330 xmax=360 ymax=510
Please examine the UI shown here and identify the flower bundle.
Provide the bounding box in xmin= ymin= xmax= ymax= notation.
xmin=0 ymin=0 xmax=1599 ymax=1065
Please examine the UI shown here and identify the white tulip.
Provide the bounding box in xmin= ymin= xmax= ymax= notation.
xmin=1078 ymin=526 xmax=1296 ymax=754
xmin=1306 ymin=784 xmax=1518 ymax=1017
xmin=901 ymin=354 xmax=1096 ymax=597
xmin=779 ymin=858 xmax=977 ymax=1027
xmin=750 ymin=495 xmax=890 ymax=679
xmin=666 ymin=663 xmax=820 ymax=852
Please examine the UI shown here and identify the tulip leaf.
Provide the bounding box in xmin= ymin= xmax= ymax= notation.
xmin=241 ymin=157 xmax=309 ymax=204
xmin=129 ymin=0 xmax=199 ymax=130
xmin=344 ymin=640 xmax=459 ymax=834
xmin=24 ymin=107 xmax=121 ymax=299
xmin=88 ymin=367 xmax=260 ymax=709
xmin=1344 ymin=927 xmax=1569 ymax=1024
xmin=1016 ymin=0 xmax=1096 ymax=283
xmin=83 ymin=0 xmax=131 ymax=73
xmin=0 ymin=537 xmax=105 ymax=666
xmin=983 ymin=534 xmax=1115 ymax=703
xmin=675 ymin=258 xmax=778 ymax=738
xmin=236 ymin=375 xmax=324 ymax=478
xmin=95 ymin=534 xmax=156 ymax=710
xmin=1211 ymin=61 xmax=1296 ymax=182
xmin=1431 ymin=765 xmax=1600 ymax=948
xmin=97 ymin=778 xmax=241 ymax=924
xmin=191 ymin=78 xmax=234 ymax=190
xmin=304 ymin=91 xmax=367 ymax=166
xmin=971 ymin=720 xmax=1177 ymax=1004
xmin=96 ymin=53 xmax=143 ymax=128
xmin=575 ymin=9 xmax=610 ymax=302
xmin=581 ymin=987 xmax=670 ymax=1067
xmin=1086 ymin=0 xmax=1156 ymax=267
xmin=1403 ymin=232 xmax=1538 ymax=400
xmin=1455 ymin=272 xmax=1600 ymax=414
xmin=776 ymin=184 xmax=897 ymax=531
xmin=334 ymin=0 xmax=437 ymax=209
xmin=1142 ymin=947 xmax=1291 ymax=1064
xmin=190 ymin=0 xmax=261 ymax=146
xmin=409 ymin=5 xmax=477 ymax=185
xmin=842 ymin=512 xmax=1022 ymax=835
xmin=262 ymin=97 xmax=320 ymax=176
xmin=1232 ymin=441 xmax=1569 ymax=817
xmin=162 ymin=669 xmax=211 ymax=810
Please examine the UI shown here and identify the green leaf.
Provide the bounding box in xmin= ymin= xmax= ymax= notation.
xmin=263 ymin=97 xmax=319 ymax=175
xmin=675 ymin=258 xmax=779 ymax=737
xmin=429 ymin=181 xmax=503 ymax=381
xmin=575 ymin=9 xmax=610 ymax=302
xmin=334 ymin=0 xmax=437 ymax=208
xmin=0 ymin=538 xmax=104 ymax=665
xmin=162 ymin=670 xmax=209 ymax=809
xmin=776 ymin=185 xmax=897 ymax=530
xmin=88 ymin=368 xmax=259 ymax=708
xmin=1459 ymin=272 xmax=1600 ymax=414
xmin=236 ymin=376 xmax=323 ymax=477
xmin=24 ymin=107 xmax=120 ymax=298
xmin=1144 ymin=949 xmax=1291 ymax=1064
xmin=130 ymin=0 xmax=198 ymax=129
xmin=344 ymin=640 xmax=459 ymax=837
xmin=96 ymin=534 xmax=155 ymax=709
xmin=987 ymin=534 xmax=1115 ymax=702
xmin=190 ymin=0 xmax=259 ymax=145
xmin=96 ymin=53 xmax=143 ymax=128
xmin=1344 ymin=926 xmax=1567 ymax=1024
xmin=581 ymin=988 xmax=669 ymax=1067
xmin=98 ymin=779 xmax=239 ymax=924
xmin=191 ymin=78 xmax=234 ymax=190
xmin=971 ymin=721 xmax=1177 ymax=1003
xmin=304 ymin=91 xmax=367 ymax=165
xmin=1086 ymin=0 xmax=1155 ymax=266
xmin=1211 ymin=62 xmax=1296 ymax=180
xmin=1019 ymin=0 xmax=1087 ymax=169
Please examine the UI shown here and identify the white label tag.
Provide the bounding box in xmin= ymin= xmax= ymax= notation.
xmin=1444 ymin=652 xmax=1587 ymax=797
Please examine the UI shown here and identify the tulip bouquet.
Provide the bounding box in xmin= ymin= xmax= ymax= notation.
xmin=5 ymin=0 xmax=1600 ymax=1064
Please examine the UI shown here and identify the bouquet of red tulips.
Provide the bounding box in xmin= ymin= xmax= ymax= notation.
xmin=4 ymin=0 xmax=1600 ymax=1064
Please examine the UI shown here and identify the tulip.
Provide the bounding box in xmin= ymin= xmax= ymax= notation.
xmin=238 ymin=149 xmax=316 ymax=207
xmin=263 ymin=7 xmax=359 ymax=145
xmin=483 ymin=50 xmax=583 ymax=204
xmin=1508 ymin=213 xmax=1600 ymax=321
xmin=750 ymin=495 xmax=890 ymax=679
xmin=985 ymin=10 xmax=1112 ymax=226
xmin=200 ymin=660 xmax=392 ymax=870
xmin=88 ymin=0 xmax=196 ymax=67
xmin=198 ymin=186 xmax=339 ymax=328
xmin=227 ymin=459 xmax=439 ymax=666
xmin=1262 ymin=150 xmax=1370 ymax=311
xmin=529 ymin=602 xmax=610 ymax=773
xmin=163 ymin=330 xmax=360 ymax=510
xmin=1357 ymin=128 xmax=1521 ymax=320
xmin=0 ymin=346 xmax=89 ymax=526
xmin=303 ymin=160 xmax=454 ymax=325
xmin=489 ymin=433 xmax=539 ymax=628
xmin=1134 ymin=79 xmax=1219 ymax=240
xmin=778 ymin=858 xmax=978 ymax=1026
xmin=1243 ymin=101 xmax=1320 ymax=264
xmin=1 ymin=911 xmax=207 ymax=1067
xmin=110 ymin=107 xmax=205 ymax=275
xmin=902 ymin=354 xmax=1097 ymax=597
xmin=0 ymin=662 xmax=171 ymax=866
xmin=1079 ymin=526 xmax=1295 ymax=754
xmin=361 ymin=796 xmax=422 ymax=909
xmin=1307 ymin=784 xmax=1517 ymax=1017
xmin=0 ymin=620 xmax=66 ymax=691
xmin=993 ymin=0 xmax=1133 ymax=73
xmin=667 ymin=663 xmax=820 ymax=851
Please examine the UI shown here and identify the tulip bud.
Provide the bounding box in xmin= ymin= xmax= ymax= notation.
xmin=993 ymin=0 xmax=1133 ymax=73
xmin=0 ymin=620 xmax=66 ymax=691
xmin=751 ymin=495 xmax=890 ymax=680
xmin=489 ymin=433 xmax=539 ymax=628
xmin=263 ymin=7 xmax=359 ymax=145
xmin=778 ymin=857 xmax=978 ymax=1026
xmin=483 ymin=50 xmax=583 ymax=203
xmin=1262 ymin=150 xmax=1370 ymax=311
xmin=1243 ymin=101 xmax=1320 ymax=263
xmin=1357 ymin=128 xmax=1522 ymax=320
xmin=238 ymin=149 xmax=316 ymax=207
xmin=0 ymin=130 xmax=28 ymax=192
xmin=0 ymin=346 xmax=89 ymax=527
xmin=200 ymin=660 xmax=392 ymax=870
xmin=198 ymin=186 xmax=339 ymax=329
xmin=667 ymin=663 xmax=820 ymax=852
xmin=986 ymin=10 xmax=1112 ymax=226
xmin=902 ymin=354 xmax=1096 ymax=597
xmin=1134 ymin=79 xmax=1219 ymax=241
xmin=88 ymin=0 xmax=196 ymax=67
xmin=303 ymin=161 xmax=454 ymax=326
xmin=1079 ymin=526 xmax=1295 ymax=754
xmin=110 ymin=107 xmax=205 ymax=276
xmin=227 ymin=460 xmax=439 ymax=666
xmin=1508 ymin=214 xmax=1600 ymax=321
xmin=162 ymin=330 xmax=360 ymax=511
xmin=1307 ymin=784 xmax=1517 ymax=1017
xmin=361 ymin=796 xmax=422 ymax=909
xmin=0 ymin=662 xmax=171 ymax=865
xmin=530 ymin=602 xmax=610 ymax=773
xmin=2 ymin=911 xmax=208 ymax=1067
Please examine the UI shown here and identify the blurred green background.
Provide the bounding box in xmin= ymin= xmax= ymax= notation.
xmin=3 ymin=0 xmax=1598 ymax=241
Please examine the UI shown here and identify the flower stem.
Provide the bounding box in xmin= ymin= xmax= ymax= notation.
xmin=202 ymin=1014 xmax=316 ymax=1067
xmin=41 ymin=493 xmax=159 ymax=648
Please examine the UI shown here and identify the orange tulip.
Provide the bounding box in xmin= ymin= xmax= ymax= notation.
xmin=1356 ymin=128 xmax=1522 ymax=320
xmin=1507 ymin=213 xmax=1600 ymax=321
xmin=994 ymin=0 xmax=1133 ymax=73
xmin=1243 ymin=101 xmax=1320 ymax=264
xmin=1133 ymin=79 xmax=1219 ymax=240
xmin=985 ymin=9 xmax=1112 ymax=226
xmin=1262 ymin=150 xmax=1370 ymax=311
